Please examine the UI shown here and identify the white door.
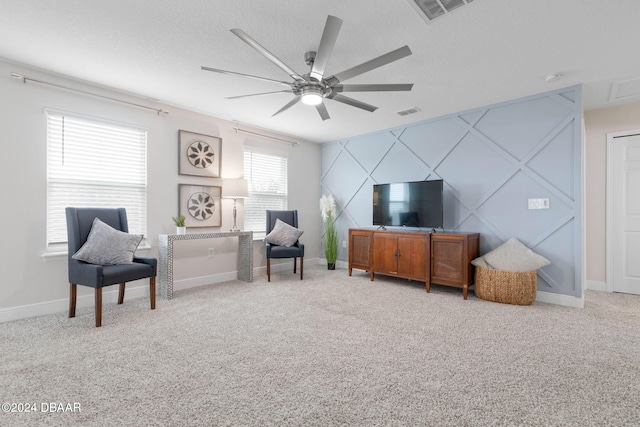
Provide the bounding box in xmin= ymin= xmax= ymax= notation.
xmin=611 ymin=134 xmax=640 ymax=295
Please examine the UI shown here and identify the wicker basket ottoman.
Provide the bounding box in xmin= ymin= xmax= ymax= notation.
xmin=474 ymin=267 xmax=537 ymax=305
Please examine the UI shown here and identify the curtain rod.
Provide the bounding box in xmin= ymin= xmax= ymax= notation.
xmin=11 ymin=72 xmax=169 ymax=115
xmin=233 ymin=124 xmax=299 ymax=146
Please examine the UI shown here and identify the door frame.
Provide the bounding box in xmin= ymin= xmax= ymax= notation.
xmin=605 ymin=129 xmax=640 ymax=292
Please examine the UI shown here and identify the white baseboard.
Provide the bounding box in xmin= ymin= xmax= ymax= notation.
xmin=173 ymin=272 xmax=241 ymax=292
xmin=0 ymin=258 xmax=320 ymax=323
xmin=0 ymin=258 xmax=584 ymax=322
xmin=337 ymin=258 xmax=586 ymax=308
xmin=586 ymin=280 xmax=607 ymax=292
xmin=171 ymin=261 xmax=311 ymax=292
xmin=536 ymin=290 xmax=585 ymax=308
xmin=0 ymin=284 xmax=152 ymax=323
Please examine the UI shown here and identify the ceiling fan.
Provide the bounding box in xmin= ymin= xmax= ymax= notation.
xmin=201 ymin=15 xmax=413 ymax=121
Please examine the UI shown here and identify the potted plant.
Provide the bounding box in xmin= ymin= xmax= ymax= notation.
xmin=319 ymin=194 xmax=338 ymax=269
xmin=172 ymin=215 xmax=186 ymax=235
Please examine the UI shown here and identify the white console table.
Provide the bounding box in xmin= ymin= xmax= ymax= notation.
xmin=158 ymin=231 xmax=253 ymax=299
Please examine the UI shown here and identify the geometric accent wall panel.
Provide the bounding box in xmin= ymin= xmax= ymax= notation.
xmin=452 ymin=211 xmax=502 ymax=254
xmin=343 ymin=177 xmax=376 ymax=228
xmin=459 ymin=110 xmax=485 ymax=125
xmin=345 ymin=132 xmax=396 ymax=172
xmin=442 ymin=187 xmax=472 ymax=232
xmin=535 ymin=220 xmax=576 ymax=292
xmin=559 ymin=90 xmax=576 ymax=103
xmin=474 ymin=96 xmax=573 ymax=161
xmin=371 ymin=142 xmax=431 ymax=184
xmin=322 ymin=85 xmax=583 ymax=298
xmin=476 ymin=170 xmax=572 ymax=244
xmin=526 ymin=122 xmax=576 ymax=199
xmin=435 ymin=132 xmax=514 ymax=208
xmin=399 ymin=117 xmax=468 ymax=166
xmin=321 ymin=139 xmax=343 ymax=177
xmin=322 ymin=151 xmax=368 ymax=209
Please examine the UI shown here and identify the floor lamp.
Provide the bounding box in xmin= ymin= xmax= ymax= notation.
xmin=222 ymin=178 xmax=249 ymax=232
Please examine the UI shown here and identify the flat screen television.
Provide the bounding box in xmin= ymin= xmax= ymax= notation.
xmin=373 ymin=179 xmax=444 ymax=229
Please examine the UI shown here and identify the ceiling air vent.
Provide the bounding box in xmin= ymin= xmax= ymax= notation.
xmin=397 ymin=107 xmax=422 ymax=117
xmin=407 ymin=0 xmax=476 ymax=23
xmin=609 ymin=77 xmax=640 ymax=103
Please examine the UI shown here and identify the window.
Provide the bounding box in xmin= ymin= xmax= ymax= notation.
xmin=46 ymin=110 xmax=147 ymax=247
xmin=243 ymin=149 xmax=288 ymax=237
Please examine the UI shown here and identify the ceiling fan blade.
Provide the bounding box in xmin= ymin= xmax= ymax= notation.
xmin=315 ymin=102 xmax=330 ymax=121
xmin=328 ymin=45 xmax=412 ymax=85
xmin=327 ymin=93 xmax=378 ymax=112
xmin=310 ymin=15 xmax=343 ymax=82
xmin=333 ymin=83 xmax=414 ymax=93
xmin=230 ymin=28 xmax=305 ymax=82
xmin=272 ymin=96 xmax=301 ymax=117
xmin=201 ymin=66 xmax=293 ymax=87
xmin=225 ymin=90 xmax=294 ymax=100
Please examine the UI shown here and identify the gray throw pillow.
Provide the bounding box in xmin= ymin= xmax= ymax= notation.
xmin=264 ymin=218 xmax=303 ymax=247
xmin=470 ymin=256 xmax=491 ymax=269
xmin=481 ymin=237 xmax=550 ymax=272
xmin=72 ymin=218 xmax=143 ymax=265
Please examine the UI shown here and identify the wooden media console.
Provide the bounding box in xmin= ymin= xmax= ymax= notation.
xmin=348 ymin=228 xmax=479 ymax=299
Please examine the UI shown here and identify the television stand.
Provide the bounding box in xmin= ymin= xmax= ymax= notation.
xmin=348 ymin=228 xmax=479 ymax=299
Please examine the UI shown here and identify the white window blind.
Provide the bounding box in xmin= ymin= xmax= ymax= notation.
xmin=46 ymin=111 xmax=148 ymax=246
xmin=243 ymin=149 xmax=288 ymax=236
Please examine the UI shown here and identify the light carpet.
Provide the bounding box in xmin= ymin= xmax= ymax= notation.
xmin=1 ymin=265 xmax=639 ymax=426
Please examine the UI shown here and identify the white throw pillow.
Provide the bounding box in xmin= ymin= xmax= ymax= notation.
xmin=264 ymin=218 xmax=303 ymax=247
xmin=481 ymin=237 xmax=550 ymax=272
xmin=72 ymin=218 xmax=143 ymax=265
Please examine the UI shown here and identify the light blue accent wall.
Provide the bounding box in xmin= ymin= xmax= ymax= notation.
xmin=321 ymin=86 xmax=583 ymax=297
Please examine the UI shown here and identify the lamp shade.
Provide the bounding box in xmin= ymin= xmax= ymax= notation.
xmin=222 ymin=178 xmax=249 ymax=198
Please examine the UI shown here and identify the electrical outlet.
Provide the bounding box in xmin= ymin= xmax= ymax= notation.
xmin=528 ymin=198 xmax=550 ymax=209
xmin=208 ymin=248 xmax=215 ymax=257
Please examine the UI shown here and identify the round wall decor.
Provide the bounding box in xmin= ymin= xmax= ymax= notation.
xmin=187 ymin=141 xmax=215 ymax=169
xmin=187 ymin=192 xmax=216 ymax=220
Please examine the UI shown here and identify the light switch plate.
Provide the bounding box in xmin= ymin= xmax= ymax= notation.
xmin=528 ymin=198 xmax=550 ymax=209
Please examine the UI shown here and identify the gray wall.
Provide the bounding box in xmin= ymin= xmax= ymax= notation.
xmin=321 ymin=86 xmax=582 ymax=298
xmin=0 ymin=58 xmax=321 ymax=320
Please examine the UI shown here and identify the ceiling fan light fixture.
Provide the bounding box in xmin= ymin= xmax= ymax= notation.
xmin=201 ymin=15 xmax=413 ymax=120
xmin=301 ymin=86 xmax=324 ymax=105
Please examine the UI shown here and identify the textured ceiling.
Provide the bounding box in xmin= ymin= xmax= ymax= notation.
xmin=1 ymin=0 xmax=639 ymax=143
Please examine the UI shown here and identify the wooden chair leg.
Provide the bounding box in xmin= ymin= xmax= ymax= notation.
xmin=118 ymin=283 xmax=125 ymax=304
xmin=293 ymin=257 xmax=297 ymax=274
xmin=267 ymin=258 xmax=271 ymax=282
xmin=150 ymin=277 xmax=156 ymax=310
xmin=95 ymin=288 xmax=102 ymax=327
xmin=69 ymin=283 xmax=77 ymax=318
xmin=300 ymin=257 xmax=304 ymax=280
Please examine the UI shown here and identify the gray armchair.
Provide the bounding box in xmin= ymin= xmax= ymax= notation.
xmin=265 ymin=210 xmax=304 ymax=281
xmin=66 ymin=207 xmax=156 ymax=327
